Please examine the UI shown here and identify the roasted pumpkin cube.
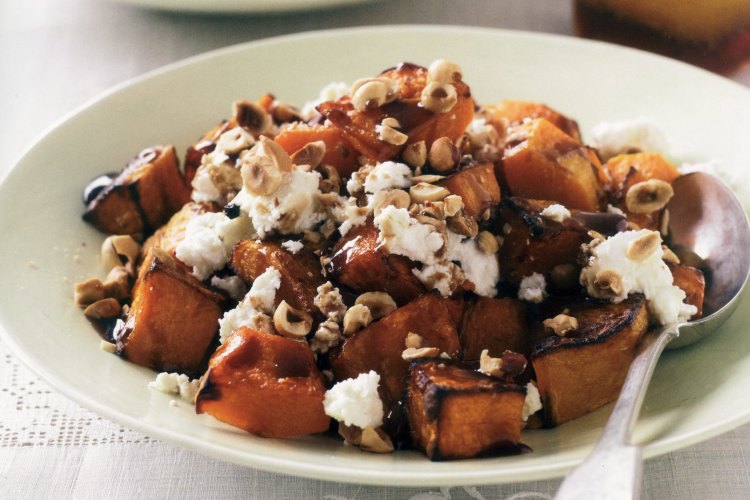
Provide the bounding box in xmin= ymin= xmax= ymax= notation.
xmin=325 ymin=220 xmax=425 ymax=305
xmin=230 ymin=239 xmax=323 ymax=314
xmin=668 ymin=262 xmax=705 ymax=319
xmin=531 ymin=295 xmax=649 ymax=426
xmin=83 ymin=146 xmax=191 ymax=237
xmin=605 ymin=153 xmax=681 ymax=230
xmin=331 ymin=294 xmax=462 ymax=409
xmin=274 ymin=123 xmax=359 ymax=178
xmin=318 ymin=63 xmax=474 ymax=163
xmin=407 ymin=359 xmax=526 ymax=460
xmin=486 ymin=100 xmax=581 ymax=142
xmin=438 ymin=162 xmax=501 ymax=219
xmin=117 ymin=247 xmax=224 ymax=375
xmin=498 ymin=197 xmax=590 ymax=286
xmin=196 ymin=327 xmax=330 ymax=438
xmin=501 ymin=118 xmax=606 ymax=212
xmin=460 ymin=297 xmax=529 ymax=361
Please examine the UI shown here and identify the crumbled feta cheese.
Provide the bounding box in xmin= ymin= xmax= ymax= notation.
xmin=412 ymin=262 xmax=458 ymax=298
xmin=518 ymin=273 xmax=547 ymax=303
xmin=210 ymin=275 xmax=247 ymax=301
xmin=445 ymin=231 xmax=499 ymax=297
xmin=218 ymin=267 xmax=281 ymax=342
xmin=363 ymin=161 xmax=412 ymax=195
xmin=590 ymin=117 xmax=670 ymax=160
xmin=466 ymin=118 xmax=498 ymax=148
xmin=247 ymin=267 xmax=281 ymax=312
xmin=234 ymin=167 xmax=325 ymax=238
xmin=323 ymin=371 xmax=384 ymax=429
xmin=281 ymin=240 xmax=304 ymax=254
xmin=175 ymin=212 xmax=254 ymax=280
xmin=338 ymin=197 xmax=369 ymax=237
xmin=374 ymin=206 xmax=444 ymax=264
xmin=580 ymin=229 xmax=697 ymax=324
xmin=522 ymin=381 xmax=543 ymax=422
xmin=540 ymin=203 xmax=570 ymax=223
xmin=300 ymin=81 xmax=350 ymax=121
xmin=149 ymin=372 xmax=200 ymax=404
xmin=191 ymin=151 xmax=241 ymax=205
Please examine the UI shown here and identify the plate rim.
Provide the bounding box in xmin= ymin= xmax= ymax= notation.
xmin=3 ymin=24 xmax=750 ymax=486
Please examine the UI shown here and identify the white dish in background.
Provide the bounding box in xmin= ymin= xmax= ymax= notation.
xmin=108 ymin=0 xmax=375 ymax=14
xmin=2 ymin=26 xmax=750 ymax=486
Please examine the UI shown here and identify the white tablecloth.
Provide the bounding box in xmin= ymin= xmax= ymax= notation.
xmin=2 ymin=1 xmax=750 ymax=498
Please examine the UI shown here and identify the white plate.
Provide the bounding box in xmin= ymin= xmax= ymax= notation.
xmin=109 ymin=0 xmax=374 ymax=14
xmin=2 ymin=26 xmax=750 ymax=487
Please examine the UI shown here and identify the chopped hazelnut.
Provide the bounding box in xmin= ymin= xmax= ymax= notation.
xmin=405 ymin=332 xmax=424 ymax=349
xmin=402 ymin=346 xmax=440 ymax=360
xmin=216 ymin=126 xmax=255 ymax=155
xmin=443 ymin=195 xmax=463 ymax=217
xmin=402 ymin=141 xmax=427 ymax=168
xmin=446 ymin=213 xmax=478 ymax=237
xmin=662 ymin=245 xmax=681 ymax=265
xmin=291 ymin=140 xmax=326 ymax=169
xmin=625 ymin=179 xmax=674 ymax=214
xmin=409 ymin=182 xmax=450 ymax=203
xmin=372 ymin=189 xmax=411 ymax=217
xmin=233 ymin=100 xmax=272 ymax=136
xmin=594 ymin=268 xmax=624 ymax=296
xmin=355 ymin=292 xmax=397 ymax=320
xmin=83 ymin=298 xmax=121 ymax=319
xmin=427 ymin=59 xmax=463 ymax=84
xmin=543 ymin=314 xmax=578 ymax=336
xmin=343 ymin=304 xmax=373 ymax=335
xmin=420 ymin=82 xmax=458 ymax=113
xmin=240 ymin=138 xmax=291 ymax=196
xmin=428 ymin=137 xmax=458 ymax=172
xmin=350 ymin=77 xmax=399 ymax=112
xmin=477 ymin=231 xmax=499 ymax=254
xmin=273 ymin=301 xmax=313 ymax=339
xmin=101 ymin=235 xmax=140 ymax=273
xmin=626 ymin=231 xmax=661 ymax=262
xmin=378 ymin=123 xmax=408 ymax=146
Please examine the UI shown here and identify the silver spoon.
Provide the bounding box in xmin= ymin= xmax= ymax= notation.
xmin=555 ymin=172 xmax=750 ymax=500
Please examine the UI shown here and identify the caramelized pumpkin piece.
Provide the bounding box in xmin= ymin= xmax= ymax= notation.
xmin=498 ymin=197 xmax=590 ymax=286
xmin=438 ymin=162 xmax=501 ymax=219
xmin=331 ymin=294 xmax=462 ymax=410
xmin=196 ymin=327 xmax=330 ymax=438
xmin=531 ymin=295 xmax=649 ymax=426
xmin=407 ymin=359 xmax=526 ymax=460
xmin=605 ymin=152 xmax=680 ymax=230
xmin=325 ymin=220 xmax=425 ymax=305
xmin=486 ymin=100 xmax=582 ymax=142
xmin=460 ymin=297 xmax=529 ymax=361
xmin=274 ymin=123 xmax=359 ymax=178
xmin=230 ymin=239 xmax=323 ymax=314
xmin=117 ymin=248 xmax=224 ymax=375
xmin=318 ymin=63 xmax=474 ymax=163
xmin=83 ymin=146 xmax=191 ymax=237
xmin=501 ymin=118 xmax=606 ymax=212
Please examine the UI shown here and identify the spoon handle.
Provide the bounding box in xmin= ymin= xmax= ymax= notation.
xmin=554 ymin=323 xmax=679 ymax=500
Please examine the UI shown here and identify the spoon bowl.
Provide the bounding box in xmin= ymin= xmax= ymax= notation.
xmin=667 ymin=172 xmax=750 ymax=348
xmin=555 ymin=171 xmax=750 ymax=500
